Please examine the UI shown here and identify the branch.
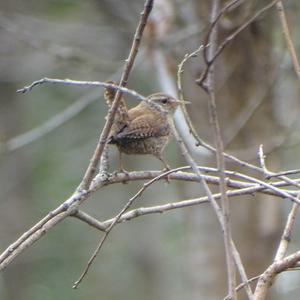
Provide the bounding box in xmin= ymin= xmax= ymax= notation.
xmin=72 ymin=210 xmax=107 ymax=232
xmin=203 ymin=0 xmax=245 ymax=64
xmin=254 ymin=251 xmax=300 ymax=300
xmin=73 ymin=166 xmax=178 ymax=289
xmin=8 ymin=58 xmax=145 ymax=153
xmin=78 ymin=0 xmax=154 ymax=191
xmin=177 ymin=46 xmax=205 ymax=146
xmin=77 ymin=181 xmax=295 ymax=234
xmin=0 ymin=166 xmax=299 ymax=272
xmin=274 ymin=200 xmax=299 ymax=262
xmin=255 ymin=140 xmax=300 ymax=300
xmin=276 ymin=1 xmax=300 ymax=83
xmin=196 ymin=0 xmax=280 ymax=88
xmin=17 ymin=78 xmax=145 ymax=101
xmin=0 ymin=190 xmax=90 ymax=270
xmin=71 ymin=0 xmax=154 ymax=286
xmin=4 ymin=89 xmax=99 ymax=152
xmin=206 ymin=0 xmax=236 ymax=298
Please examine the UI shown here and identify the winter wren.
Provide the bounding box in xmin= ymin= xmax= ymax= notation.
xmin=104 ymin=83 xmax=183 ymax=171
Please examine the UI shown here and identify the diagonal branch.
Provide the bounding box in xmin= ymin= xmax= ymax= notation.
xmin=254 ymin=251 xmax=300 ymax=300
xmin=204 ymin=0 xmax=236 ymax=298
xmin=72 ymin=0 xmax=154 ymax=287
xmin=4 ymin=89 xmax=100 ymax=152
xmin=276 ymin=1 xmax=300 ymax=82
xmin=78 ymin=0 xmax=154 ymax=191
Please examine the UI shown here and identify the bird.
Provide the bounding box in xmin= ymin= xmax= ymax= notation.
xmin=104 ymin=82 xmax=185 ymax=172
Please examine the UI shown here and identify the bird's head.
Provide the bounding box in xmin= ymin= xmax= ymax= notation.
xmin=146 ymin=93 xmax=189 ymax=114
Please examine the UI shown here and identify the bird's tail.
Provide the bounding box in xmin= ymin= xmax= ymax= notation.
xmin=104 ymin=80 xmax=129 ymax=128
xmin=104 ymin=80 xmax=116 ymax=107
xmin=104 ymin=81 xmax=128 ymax=111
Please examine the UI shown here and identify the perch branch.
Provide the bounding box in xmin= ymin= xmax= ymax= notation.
xmin=0 ymin=166 xmax=299 ymax=272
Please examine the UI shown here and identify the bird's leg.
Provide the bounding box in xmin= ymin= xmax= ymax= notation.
xmin=116 ymin=151 xmax=130 ymax=184
xmin=157 ymin=154 xmax=171 ymax=183
xmin=157 ymin=155 xmax=170 ymax=171
xmin=118 ymin=150 xmax=125 ymax=172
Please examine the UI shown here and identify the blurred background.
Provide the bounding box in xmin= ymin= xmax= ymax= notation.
xmin=1 ymin=0 xmax=300 ymax=299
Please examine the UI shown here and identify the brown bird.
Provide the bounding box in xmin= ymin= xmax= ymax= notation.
xmin=104 ymin=82 xmax=184 ymax=172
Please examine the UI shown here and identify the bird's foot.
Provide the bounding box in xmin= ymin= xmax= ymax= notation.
xmin=161 ymin=166 xmax=171 ymax=184
xmin=113 ymin=168 xmax=130 ymax=184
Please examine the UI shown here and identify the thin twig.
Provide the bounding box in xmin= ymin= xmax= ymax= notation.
xmin=255 ymin=126 xmax=300 ymax=300
xmin=96 ymin=181 xmax=289 ymax=231
xmin=174 ymin=122 xmax=254 ymax=299
xmin=203 ymin=0 xmax=245 ymax=64
xmin=258 ymin=146 xmax=299 ymax=262
xmin=177 ymin=47 xmax=300 ymax=193
xmin=206 ymin=0 xmax=236 ymax=298
xmin=276 ymin=1 xmax=300 ymax=82
xmin=72 ymin=0 xmax=154 ymax=286
xmin=196 ymin=0 xmax=280 ymax=88
xmin=266 ymin=169 xmax=300 ymax=178
xmin=230 ymin=241 xmax=254 ymax=300
xmin=258 ymin=145 xmax=300 ymax=189
xmin=258 ymin=144 xmax=268 ymax=178
xmin=274 ymin=201 xmax=299 ymax=262
xmin=177 ymin=46 xmax=205 ymax=146
xmin=73 ymin=167 xmax=178 ymax=289
xmin=17 ymin=78 xmax=145 ymax=101
xmin=72 ymin=210 xmax=107 ymax=232
xmin=271 ymin=7 xmax=300 ymax=258
xmin=9 ymin=58 xmax=145 ymax=153
xmin=232 ymin=275 xmax=261 ymax=298
xmin=75 ymin=180 xmax=297 ymax=234
xmin=78 ymin=0 xmax=153 ymax=191
xmin=5 ymin=89 xmax=100 ymax=152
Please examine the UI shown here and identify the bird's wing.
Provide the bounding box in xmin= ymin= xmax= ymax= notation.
xmin=113 ymin=113 xmax=170 ymax=141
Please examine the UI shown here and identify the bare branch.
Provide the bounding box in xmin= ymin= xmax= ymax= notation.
xmin=276 ymin=1 xmax=300 ymax=83
xmin=72 ymin=210 xmax=107 ymax=232
xmin=196 ymin=0 xmax=280 ymax=87
xmin=4 ymin=89 xmax=99 ymax=152
xmin=203 ymin=0 xmax=245 ymax=64
xmin=73 ymin=166 xmax=175 ymax=289
xmin=177 ymin=46 xmax=205 ymax=146
xmin=274 ymin=201 xmax=299 ymax=262
xmin=72 ymin=0 xmax=154 ymax=287
xmin=258 ymin=144 xmax=268 ymax=177
xmin=254 ymin=251 xmax=300 ymax=300
xmin=78 ymin=0 xmax=154 ymax=192
xmin=17 ymin=78 xmax=146 ymax=101
xmin=231 ymin=241 xmax=254 ymax=300
xmin=205 ymin=0 xmax=236 ymax=297
xmin=1 ymin=164 xmax=299 ymax=272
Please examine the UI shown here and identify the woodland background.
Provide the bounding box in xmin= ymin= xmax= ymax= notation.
xmin=1 ymin=0 xmax=300 ymax=299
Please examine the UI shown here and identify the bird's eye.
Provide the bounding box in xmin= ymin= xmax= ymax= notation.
xmin=161 ymin=98 xmax=168 ymax=104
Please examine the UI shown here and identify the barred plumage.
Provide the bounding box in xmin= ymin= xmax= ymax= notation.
xmin=104 ymin=83 xmax=182 ymax=171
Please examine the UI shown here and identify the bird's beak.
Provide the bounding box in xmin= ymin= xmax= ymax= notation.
xmin=174 ymin=99 xmax=191 ymax=105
